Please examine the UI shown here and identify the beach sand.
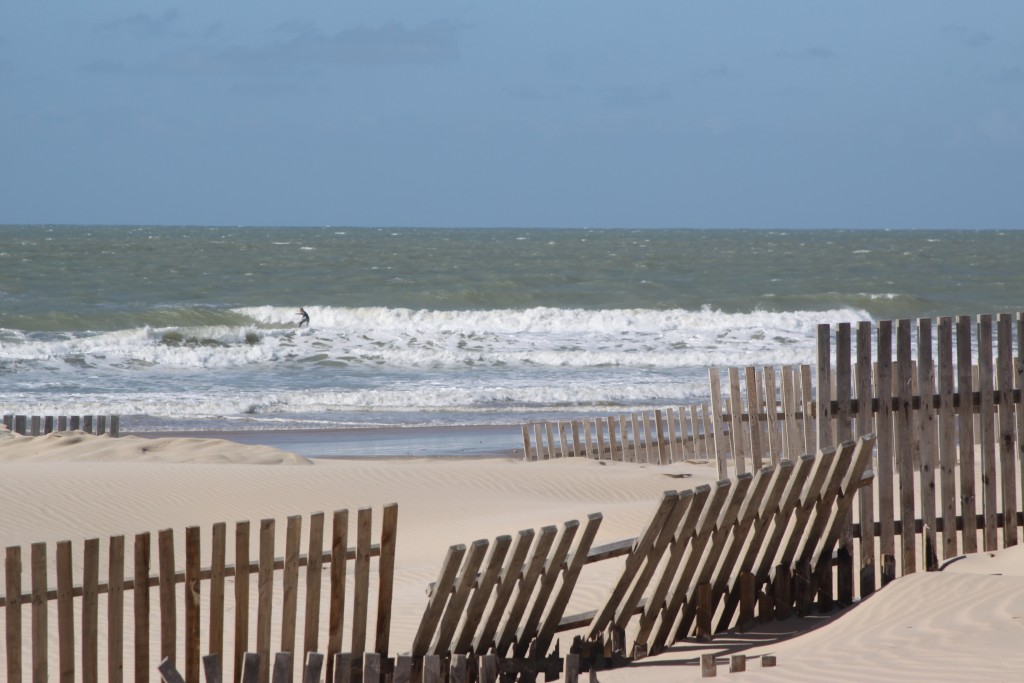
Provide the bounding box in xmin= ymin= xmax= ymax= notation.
xmin=2 ymin=427 xmax=1023 ymax=682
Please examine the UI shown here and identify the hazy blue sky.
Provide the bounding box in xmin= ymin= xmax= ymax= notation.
xmin=2 ymin=2 xmax=1022 ymax=228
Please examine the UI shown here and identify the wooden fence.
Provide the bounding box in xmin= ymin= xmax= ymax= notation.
xmin=520 ymin=364 xmax=816 ymax=474
xmin=522 ymin=311 xmax=1024 ymax=598
xmin=3 ymin=414 xmax=121 ymax=437
xmin=1 ymin=505 xmax=397 ymax=683
xmin=417 ymin=436 xmax=873 ymax=669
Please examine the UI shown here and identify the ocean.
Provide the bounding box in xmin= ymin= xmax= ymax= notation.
xmin=2 ymin=225 xmax=1022 ymax=450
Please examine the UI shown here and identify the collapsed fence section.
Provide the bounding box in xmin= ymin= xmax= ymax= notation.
xmin=3 ymin=414 xmax=121 ymax=437
xmin=1 ymin=504 xmax=397 ymax=683
xmin=420 ymin=438 xmax=873 ymax=670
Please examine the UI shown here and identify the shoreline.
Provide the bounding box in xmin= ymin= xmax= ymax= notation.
xmin=128 ymin=423 xmax=524 ymax=459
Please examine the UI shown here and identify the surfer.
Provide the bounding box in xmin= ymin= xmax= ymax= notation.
xmin=298 ymin=307 xmax=310 ymax=327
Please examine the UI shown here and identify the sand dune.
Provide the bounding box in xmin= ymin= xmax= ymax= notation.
xmin=2 ymin=428 xmax=1022 ymax=682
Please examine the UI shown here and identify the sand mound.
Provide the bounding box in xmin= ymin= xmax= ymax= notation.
xmin=0 ymin=430 xmax=311 ymax=465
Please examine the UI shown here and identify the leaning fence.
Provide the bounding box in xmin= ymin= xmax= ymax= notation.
xmin=417 ymin=437 xmax=874 ymax=670
xmin=1 ymin=505 xmax=397 ymax=683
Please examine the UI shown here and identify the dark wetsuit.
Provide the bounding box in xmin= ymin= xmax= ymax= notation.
xmin=299 ymin=309 xmax=310 ymax=327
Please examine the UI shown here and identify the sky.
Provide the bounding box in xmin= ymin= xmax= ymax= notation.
xmin=1 ymin=2 xmax=1022 ymax=229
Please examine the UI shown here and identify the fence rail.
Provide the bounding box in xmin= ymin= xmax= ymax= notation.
xmin=2 ymin=414 xmax=121 ymax=437
xmin=1 ymin=505 xmax=397 ymax=683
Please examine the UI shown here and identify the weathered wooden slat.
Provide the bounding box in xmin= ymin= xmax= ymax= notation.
xmin=1017 ymin=313 xmax=1024 ymax=548
xmin=545 ymin=422 xmax=556 ymax=460
xmin=271 ymin=652 xmax=292 ymax=683
xmin=452 ymin=535 xmax=512 ymax=654
xmin=234 ymin=522 xmax=251 ymax=683
xmin=108 ymin=535 xmax=125 ymax=683
xmin=936 ymin=318 xmax=958 ymax=560
xmin=302 ymin=652 xmax=323 ymax=683
xmin=777 ymin=449 xmax=836 ymax=572
xmin=816 ymin=324 xmax=834 ymax=452
xmin=854 ymin=321 xmax=876 ymax=597
xmin=715 ymin=459 xmax=794 ymax=631
xmin=521 ymin=425 xmax=533 ymax=461
xmin=612 ymin=498 xmax=691 ymax=633
xmin=781 ymin=367 xmax=801 ymax=461
xmin=257 ymin=519 xmax=276 ymax=683
xmin=648 ymin=480 xmax=731 ymax=654
xmin=431 ymin=539 xmax=490 ymax=655
xmin=134 ymin=533 xmax=150 ymax=683
xmin=751 ymin=454 xmax=818 ymax=587
xmin=655 ymin=409 xmax=669 ymax=464
xmin=280 ymin=516 xmax=302 ymax=673
xmin=631 ymin=412 xmax=644 ymax=464
xmin=203 ymin=653 xmax=223 ymax=683
xmin=210 ymin=522 xmax=226 ymax=659
xmin=158 ymin=657 xmax=187 ymax=683
xmin=763 ymin=366 xmax=781 ymax=463
xmin=495 ymin=525 xmax=557 ymax=655
xmin=709 ymin=369 xmax=728 ymax=477
xmin=325 ymin=510 xmax=348 ymax=683
xmin=302 ymin=513 xmax=323 ymax=657
xmin=158 ymin=529 xmax=177 ymax=670
xmin=352 ymin=508 xmax=373 ymax=660
xmin=472 ymin=529 xmax=534 ymax=654
xmin=241 ymin=652 xmax=261 ymax=683
xmin=513 ymin=521 xmax=581 ymax=657
xmin=688 ymin=405 xmax=701 ymax=459
xmin=875 ymin=320 xmax=896 ymax=583
xmin=673 ymin=474 xmax=753 ymax=640
xmin=812 ymin=436 xmax=876 ymax=571
xmin=593 ymin=417 xmax=606 ymax=458
xmin=916 ymin=319 xmax=938 ymax=571
xmin=955 ymin=315 xmax=978 ymax=554
xmin=665 ymin=408 xmax=680 ymax=462
xmin=705 ymin=466 xmax=773 ymax=633
xmin=606 ymin=416 xmax=619 ymax=460
xmin=795 ymin=443 xmax=856 ymax=569
xmin=57 ymin=540 xmax=75 ymax=683
xmin=977 ymin=315 xmax=999 ymax=551
xmin=30 ymin=542 xmax=48 ymax=683
xmin=83 ymin=538 xmax=100 ymax=683
xmin=831 ymin=323 xmax=855 ymax=603
xmin=412 ymin=544 xmax=468 ymax=657
xmin=729 ymin=368 xmax=748 ymax=475
xmin=619 ymin=414 xmax=630 ymax=462
xmin=996 ymin=313 xmax=1018 ymax=547
xmin=895 ymin=320 xmax=917 ymax=576
xmin=185 ymin=527 xmax=201 ymax=683
xmin=375 ymin=503 xmax=398 ymax=658
xmin=746 ymin=367 xmax=764 ymax=470
xmin=800 ymin=365 xmax=815 ymax=454
xmin=586 ymin=492 xmax=681 ymax=639
xmin=702 ymin=403 xmax=714 ymax=461
xmin=632 ymin=485 xmax=710 ymax=651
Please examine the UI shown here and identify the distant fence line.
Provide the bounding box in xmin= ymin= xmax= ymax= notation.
xmin=520 ymin=364 xmax=815 ymax=470
xmin=3 ymin=414 xmax=121 ymax=437
xmin=1 ymin=505 xmax=398 ymax=683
